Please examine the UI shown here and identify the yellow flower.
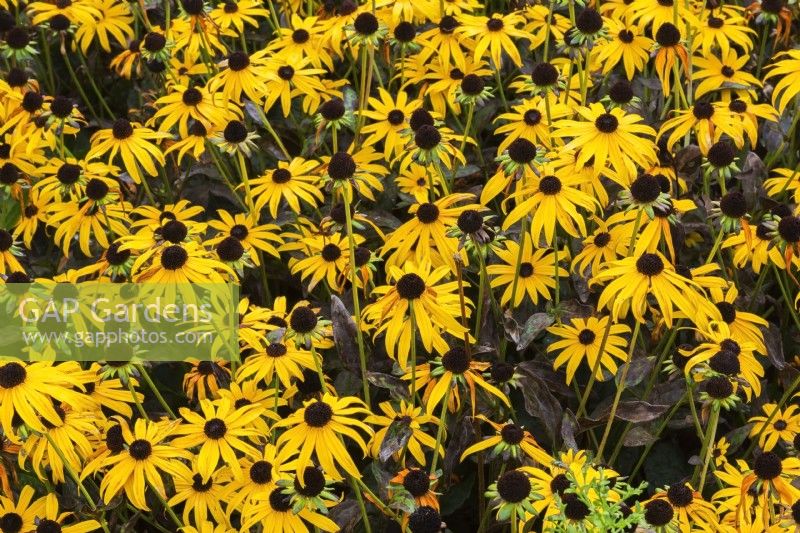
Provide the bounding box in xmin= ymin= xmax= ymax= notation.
xmin=251 ymin=157 xmax=323 ymax=219
xmin=693 ymin=49 xmax=762 ymax=99
xmin=748 ymin=403 xmax=800 ymax=451
xmin=764 ymin=49 xmax=800 ymax=112
xmin=366 ymin=400 xmax=441 ymax=466
xmin=73 ymin=0 xmax=134 ymax=53
xmin=547 ymin=316 xmax=631 ymax=385
xmin=86 ymin=118 xmax=169 ymax=184
xmin=552 ymin=103 xmax=657 ymax=182
xmin=487 ymin=235 xmax=566 ymax=307
xmin=172 ymin=399 xmax=263 ymax=482
xmin=457 ymin=13 xmax=530 ymax=68
xmin=363 ymin=259 xmax=470 ymax=370
xmin=382 ymin=193 xmax=480 ymax=272
xmin=98 ymin=417 xmax=191 ymax=510
xmin=0 ymin=361 xmax=95 ymax=437
xmin=591 ymin=251 xmax=706 ymax=326
xmin=593 ymin=19 xmax=653 ymax=80
xmin=149 ymin=84 xmax=240 ymax=137
xmin=274 ymin=393 xmax=373 ymax=482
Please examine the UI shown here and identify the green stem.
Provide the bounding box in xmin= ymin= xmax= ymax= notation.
xmin=77 ymin=52 xmax=114 ymax=117
xmin=145 ymin=478 xmax=183 ymax=529
xmin=755 ymin=24 xmax=769 ymax=79
xmin=575 ymin=318 xmax=614 ymax=419
xmin=44 ymin=433 xmax=98 ymax=511
xmin=627 ymin=209 xmax=644 ymax=253
xmin=348 ymin=475 xmax=372 ymax=533
xmin=686 ymin=379 xmax=704 ymax=439
xmin=39 ymin=29 xmax=56 ymax=94
xmin=137 ymin=364 xmax=176 ymax=418
xmin=343 ymin=197 xmax=370 ymax=405
xmin=409 ymin=301 xmax=421 ymax=407
xmin=508 ymin=216 xmax=529 ymax=315
xmin=237 ymin=152 xmax=255 ymax=212
xmin=543 ymin=0 xmax=555 ymax=61
xmin=553 ymin=238 xmax=561 ymax=321
xmin=61 ymin=48 xmax=98 ymax=118
xmin=254 ymin=105 xmax=291 ymax=160
xmin=309 ymin=345 xmax=327 ymax=397
xmin=127 ymin=379 xmax=148 ymax=420
xmin=492 ymin=64 xmax=508 ymax=112
xmin=773 ymin=264 xmax=800 ymax=331
xmin=705 ymin=227 xmax=725 ymax=265
xmin=429 ymin=385 xmax=451 ymax=476
xmin=596 ymin=320 xmax=641 ymax=463
xmin=473 ymin=251 xmax=487 ymax=341
xmin=694 ymin=403 xmax=720 ymax=492
xmin=353 ymin=477 xmax=403 ymax=523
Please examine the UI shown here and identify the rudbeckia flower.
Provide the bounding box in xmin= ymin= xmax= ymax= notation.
xmin=0 ymin=486 xmax=47 ymax=533
xmin=168 ymin=462 xmax=230 ymax=527
xmin=693 ymin=8 xmax=755 ymax=57
xmin=652 ymin=22 xmax=690 ymax=96
xmin=417 ymin=15 xmax=472 ymax=71
xmin=493 ymin=96 xmax=569 ymax=152
xmin=382 ymin=193 xmax=480 ymax=272
xmin=182 ymin=358 xmax=231 ymax=402
xmin=457 ymin=13 xmax=530 ymax=68
xmin=502 ymin=165 xmax=598 ymax=245
xmin=461 ymin=415 xmax=551 ymax=464
xmin=764 ymin=49 xmax=800 ymax=112
xmin=208 ymin=210 xmax=283 ymax=264
xmin=242 ymin=485 xmax=339 ymax=532
xmin=209 ymin=0 xmax=270 ymax=33
xmin=251 ymin=157 xmax=323 ymax=218
xmin=321 ymin=146 xmax=387 ymax=202
xmin=359 ymin=88 xmax=419 ymax=160
xmin=0 ymin=361 xmax=95 ymax=437
xmin=486 ymin=235 xmax=566 ymax=307
xmin=643 ymin=483 xmax=719 ymax=532
xmin=262 ymin=57 xmax=328 ymax=117
xmin=131 ymin=241 xmax=233 ymax=283
xmin=593 ymin=19 xmax=653 ymax=80
xmin=693 ymin=49 xmax=763 ymax=99
xmin=172 ymin=398 xmax=263 ymax=482
xmin=267 ymin=15 xmax=334 ymax=69
xmin=86 ymin=118 xmax=169 ymax=184
xmin=552 ymin=103 xmax=657 ymax=182
xmin=98 ymin=417 xmax=190 ymax=510
xmin=274 ymin=393 xmax=373 ymax=482
xmin=366 ymin=400 xmax=441 ymax=466
xmin=209 ymin=50 xmax=270 ymax=103
xmin=220 ymin=443 xmax=296 ymax=521
xmin=149 ymin=84 xmax=241 ymax=137
xmin=237 ymin=338 xmax=321 ymax=388
xmin=73 ymin=0 xmax=134 ymax=53
xmin=591 ymin=251 xmax=706 ymax=326
xmin=20 ymin=403 xmax=98 ymax=484
xmin=749 ymin=403 xmax=800 ymax=451
xmin=547 ymin=316 xmax=631 ymax=385
xmin=362 ymin=259 xmax=470 ymax=370
xmin=408 ymin=346 xmax=510 ymax=416
xmin=288 ymin=232 xmax=362 ymax=293
xmin=682 ymin=321 xmax=765 ymax=399
xmin=741 ymin=452 xmax=800 ymax=514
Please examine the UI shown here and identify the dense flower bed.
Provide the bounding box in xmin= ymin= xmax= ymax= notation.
xmin=0 ymin=0 xmax=800 ymax=530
